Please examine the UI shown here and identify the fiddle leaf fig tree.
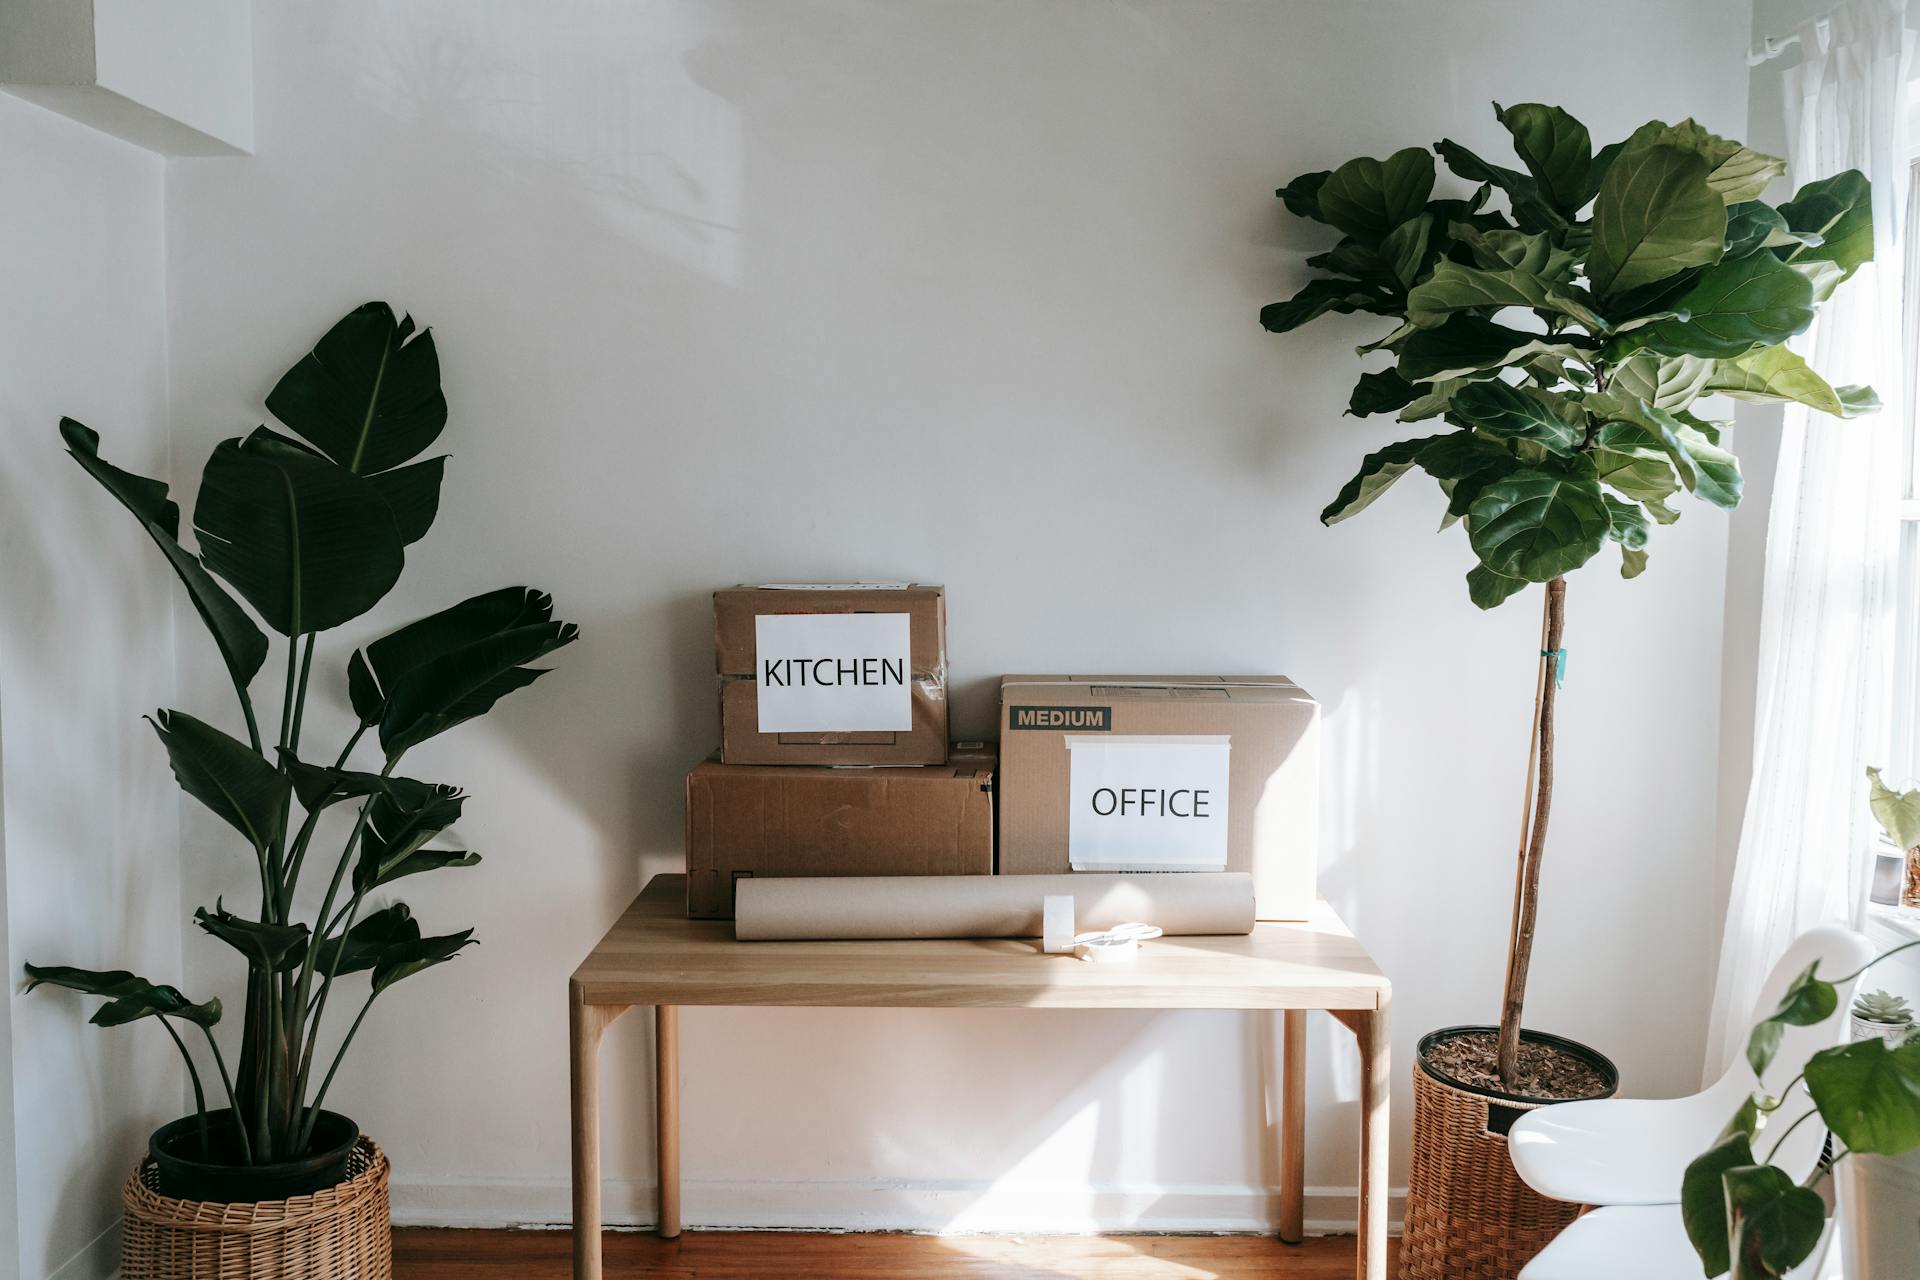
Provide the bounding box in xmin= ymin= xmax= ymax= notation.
xmin=1267 ymin=104 xmax=1874 ymax=1090
xmin=24 ymin=302 xmax=578 ymax=1168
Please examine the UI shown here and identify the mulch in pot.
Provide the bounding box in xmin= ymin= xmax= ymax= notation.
xmin=1423 ymin=1028 xmax=1611 ymax=1101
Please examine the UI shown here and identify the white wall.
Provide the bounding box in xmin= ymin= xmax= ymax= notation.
xmin=0 ymin=95 xmax=179 ymax=1279
xmin=159 ymin=0 xmax=1753 ymax=1233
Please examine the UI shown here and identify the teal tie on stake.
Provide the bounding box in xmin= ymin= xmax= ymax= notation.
xmin=1541 ymin=647 xmax=1567 ymax=687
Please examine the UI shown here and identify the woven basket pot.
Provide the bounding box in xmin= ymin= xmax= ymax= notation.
xmin=1399 ymin=1026 xmax=1619 ymax=1280
xmin=122 ymin=1137 xmax=392 ymax=1280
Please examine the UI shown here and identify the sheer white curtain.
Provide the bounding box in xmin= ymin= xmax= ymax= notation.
xmin=1705 ymin=0 xmax=1912 ymax=1077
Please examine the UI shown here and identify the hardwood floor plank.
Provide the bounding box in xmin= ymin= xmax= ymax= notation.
xmin=393 ymin=1228 xmax=1396 ymax=1279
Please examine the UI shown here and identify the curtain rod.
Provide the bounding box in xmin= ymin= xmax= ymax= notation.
xmin=1749 ymin=16 xmax=1832 ymax=67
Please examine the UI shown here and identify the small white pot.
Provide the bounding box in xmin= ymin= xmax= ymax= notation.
xmin=1850 ymin=1013 xmax=1914 ymax=1046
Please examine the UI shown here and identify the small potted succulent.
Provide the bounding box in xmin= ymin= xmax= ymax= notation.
xmin=23 ymin=302 xmax=577 ymax=1278
xmin=1850 ymin=990 xmax=1914 ymax=1046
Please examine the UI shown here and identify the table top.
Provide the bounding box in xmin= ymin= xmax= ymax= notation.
xmin=571 ymin=875 xmax=1389 ymax=1011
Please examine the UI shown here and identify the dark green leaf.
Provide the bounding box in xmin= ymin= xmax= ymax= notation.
xmin=367 ymin=456 xmax=445 ymax=545
xmin=1448 ymin=225 xmax=1574 ymax=279
xmin=1723 ymin=201 xmax=1794 ymax=260
xmin=1316 ymin=149 xmax=1435 ymax=243
xmin=193 ymin=429 xmax=405 ymax=636
xmin=1466 ymin=471 xmax=1611 ymax=582
xmin=354 ymin=782 xmax=471 ymax=890
xmin=1603 ymin=495 xmax=1649 ymax=551
xmin=1347 ymin=369 xmax=1420 ymax=418
xmin=1434 ymin=138 xmax=1564 ymax=232
xmin=1587 ymin=144 xmax=1727 ymax=299
xmin=1777 ymin=169 xmax=1873 ymax=281
xmin=1405 ymin=259 xmax=1608 ymax=332
xmin=312 ymin=903 xmax=419 ymax=977
xmin=277 ymin=750 xmax=407 ymax=813
xmin=266 ymin=301 xmax=448 ymax=476
xmin=1320 ymin=435 xmax=1448 ymax=525
xmin=1397 ymin=314 xmax=1587 ymax=382
xmin=1416 ymin=431 xmax=1520 ymax=516
xmin=149 ymin=710 xmax=290 ymax=854
xmin=372 ymin=928 xmax=477 ymax=994
xmin=1614 ymin=251 xmax=1815 ymax=360
xmin=1804 ymin=1034 xmax=1920 ymax=1154
xmin=1495 ymin=102 xmax=1592 ymax=213
xmin=1260 ymin=278 xmax=1395 ymax=333
xmin=1590 ymin=396 xmax=1744 ymax=510
xmin=1683 ymin=1132 xmax=1755 ymax=1276
xmin=1276 ymin=170 xmax=1331 ymax=223
xmin=1724 ymin=1163 xmax=1828 ymax=1278
xmin=23 ymin=963 xmax=221 ymax=1029
xmin=60 ymin=419 xmax=269 ymax=691
xmin=1382 ymin=213 xmax=1435 ymax=287
xmin=1451 ymin=381 xmax=1580 ymax=452
xmin=1746 ymin=961 xmax=1837 ymax=1078
xmin=194 ymin=903 xmax=310 ymax=972
xmin=1466 ymin=562 xmax=1528 ymax=609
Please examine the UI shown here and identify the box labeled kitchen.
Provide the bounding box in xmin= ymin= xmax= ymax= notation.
xmin=685 ymin=745 xmax=994 ymax=918
xmin=715 ymin=584 xmax=948 ymax=765
xmin=998 ymin=675 xmax=1319 ymax=920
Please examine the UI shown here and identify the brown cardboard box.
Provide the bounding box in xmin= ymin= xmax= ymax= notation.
xmin=685 ymin=745 xmax=995 ymax=918
xmin=996 ymin=675 xmax=1318 ymax=920
xmin=714 ymin=584 xmax=947 ymax=765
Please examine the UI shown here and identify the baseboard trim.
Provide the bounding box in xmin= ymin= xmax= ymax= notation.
xmin=46 ymin=1216 xmax=121 ymax=1280
xmin=391 ymin=1177 xmax=1407 ymax=1236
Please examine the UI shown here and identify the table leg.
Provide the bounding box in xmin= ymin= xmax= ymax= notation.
xmin=1354 ymin=1000 xmax=1390 ymax=1280
xmin=1278 ymin=1009 xmax=1307 ymax=1245
xmin=657 ymin=1004 xmax=682 ymax=1239
xmin=570 ymin=990 xmax=630 ymax=1280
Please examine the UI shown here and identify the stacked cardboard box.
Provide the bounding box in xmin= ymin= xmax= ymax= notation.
xmin=686 ymin=583 xmax=993 ymax=918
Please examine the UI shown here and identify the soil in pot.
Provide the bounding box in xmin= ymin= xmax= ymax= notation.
xmin=1421 ymin=1027 xmax=1613 ymax=1101
xmin=149 ymin=1109 xmax=360 ymax=1202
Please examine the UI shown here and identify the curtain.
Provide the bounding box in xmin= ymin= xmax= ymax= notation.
xmin=1704 ymin=0 xmax=1912 ymax=1078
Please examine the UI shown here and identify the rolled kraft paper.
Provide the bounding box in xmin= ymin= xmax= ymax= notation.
xmin=734 ymin=872 xmax=1256 ymax=941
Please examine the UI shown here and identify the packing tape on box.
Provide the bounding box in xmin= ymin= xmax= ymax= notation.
xmin=734 ymin=872 xmax=1255 ymax=941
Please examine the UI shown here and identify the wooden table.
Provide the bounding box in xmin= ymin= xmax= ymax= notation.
xmin=569 ymin=875 xmax=1392 ymax=1280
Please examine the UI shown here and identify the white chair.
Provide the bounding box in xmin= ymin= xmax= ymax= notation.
xmin=1512 ymin=923 xmax=1872 ymax=1279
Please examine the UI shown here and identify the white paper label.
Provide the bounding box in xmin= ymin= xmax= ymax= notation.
xmin=1066 ymin=734 xmax=1230 ymax=871
xmin=754 ymin=612 xmax=913 ymax=733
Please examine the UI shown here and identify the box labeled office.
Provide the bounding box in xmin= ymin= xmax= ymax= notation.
xmin=997 ymin=675 xmax=1318 ymax=920
xmin=685 ymin=745 xmax=995 ymax=918
xmin=715 ymin=584 xmax=947 ymax=765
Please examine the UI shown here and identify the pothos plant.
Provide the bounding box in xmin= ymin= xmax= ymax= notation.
xmin=22 ymin=302 xmax=578 ymax=1167
xmin=1266 ymin=103 xmax=1876 ymax=1089
xmin=1686 ymin=941 xmax=1920 ymax=1278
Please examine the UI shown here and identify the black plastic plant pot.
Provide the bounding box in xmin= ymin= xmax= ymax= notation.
xmin=1417 ymin=1024 xmax=1620 ymax=1108
xmin=149 ymin=1109 xmax=359 ymax=1203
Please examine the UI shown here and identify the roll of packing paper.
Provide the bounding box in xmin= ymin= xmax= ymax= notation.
xmin=733 ymin=872 xmax=1255 ymax=941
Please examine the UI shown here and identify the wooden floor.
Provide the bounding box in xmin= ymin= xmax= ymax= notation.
xmin=393 ymin=1228 xmax=1395 ymax=1278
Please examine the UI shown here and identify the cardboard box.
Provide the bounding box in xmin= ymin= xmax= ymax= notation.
xmin=685 ymin=745 xmax=995 ymax=918
xmin=714 ymin=584 xmax=948 ymax=765
xmin=996 ymin=675 xmax=1318 ymax=920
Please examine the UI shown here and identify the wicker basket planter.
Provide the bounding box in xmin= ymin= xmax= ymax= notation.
xmin=122 ymin=1137 xmax=392 ymax=1280
xmin=1399 ymin=1027 xmax=1618 ymax=1280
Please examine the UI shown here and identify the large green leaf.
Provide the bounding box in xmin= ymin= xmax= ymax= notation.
xmin=1592 ymin=402 xmax=1743 ymax=511
xmin=194 ymin=903 xmax=310 ymax=972
xmin=1382 ymin=213 xmax=1435 ymax=287
xmin=367 ymin=457 xmax=446 ymax=545
xmin=149 ymin=710 xmax=290 ymax=854
xmin=372 ymin=927 xmax=477 ymax=994
xmin=1609 ymin=353 xmax=1714 ymax=412
xmin=1315 ymin=149 xmax=1435 ymax=243
xmin=1466 ymin=470 xmax=1611 ymax=581
xmin=1683 ymin=1133 xmax=1754 ymax=1277
xmin=1602 ymin=495 xmax=1649 ymax=551
xmin=354 ymin=782 xmax=473 ymax=890
xmin=312 ymin=903 xmax=420 ymax=977
xmin=1397 ymin=314 xmax=1589 ymax=382
xmin=23 ymin=963 xmax=221 ymax=1028
xmin=1347 ymin=369 xmax=1420 ymax=417
xmin=1450 ymin=381 xmax=1579 ymax=451
xmin=1723 ymin=1164 xmax=1829 ymax=1279
xmin=60 ymin=420 xmax=268 ymax=692
xmin=1723 ymin=201 xmax=1802 ymax=260
xmin=193 ymin=429 xmax=405 ymax=636
xmin=1405 ymin=260 xmax=1608 ymax=333
xmin=1448 ymin=225 xmax=1574 ymax=279
xmin=1276 ymin=170 xmax=1331 ymax=223
xmin=1495 ymin=102 xmax=1591 ymax=213
xmin=1260 ymin=277 xmax=1396 ymax=333
xmin=1466 ymin=563 xmax=1528 ymax=609
xmin=1869 ymin=767 xmax=1920 ymax=850
xmin=350 ymin=587 xmax=578 ymax=753
xmin=1746 ymin=961 xmax=1837 ymax=1078
xmin=1320 ymin=435 xmax=1448 ymax=525
xmin=1417 ymin=431 xmax=1521 ymax=517
xmin=1805 ymin=1031 xmax=1920 ymax=1153
xmin=1434 ymin=138 xmax=1564 ymax=232
xmin=1615 ymin=251 xmax=1815 ymax=360
xmin=1587 ymin=143 xmax=1726 ymax=299
xmin=1704 ymin=346 xmax=1879 ymax=418
xmin=266 ymin=302 xmax=448 ymax=476
xmin=1777 ymin=169 xmax=1873 ymax=281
